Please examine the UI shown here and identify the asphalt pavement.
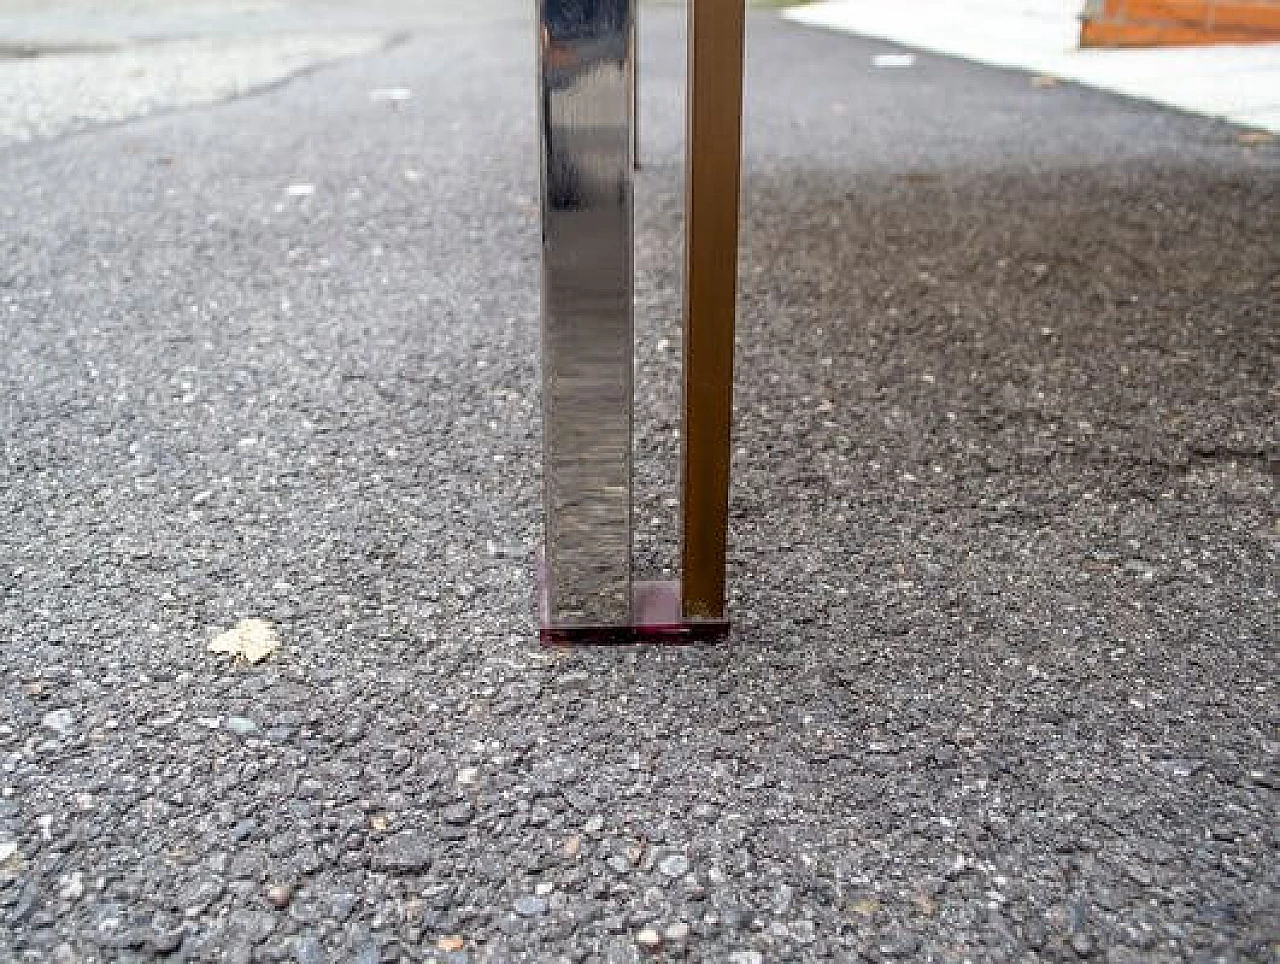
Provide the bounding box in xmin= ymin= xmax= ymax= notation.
xmin=0 ymin=2 xmax=1276 ymax=962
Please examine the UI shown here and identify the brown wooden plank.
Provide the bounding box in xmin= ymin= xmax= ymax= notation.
xmin=1082 ymin=0 xmax=1280 ymax=45
xmin=681 ymin=0 xmax=746 ymax=621
xmin=1140 ymin=0 xmax=1280 ymax=29
xmin=1081 ymin=18 xmax=1280 ymax=44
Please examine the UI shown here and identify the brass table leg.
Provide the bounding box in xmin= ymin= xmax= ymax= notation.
xmin=681 ymin=0 xmax=745 ymax=622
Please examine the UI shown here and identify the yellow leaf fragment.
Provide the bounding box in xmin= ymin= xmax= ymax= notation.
xmin=208 ymin=618 xmax=280 ymax=664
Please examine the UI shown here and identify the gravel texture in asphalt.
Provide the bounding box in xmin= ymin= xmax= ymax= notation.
xmin=0 ymin=3 xmax=1277 ymax=962
xmin=0 ymin=35 xmax=386 ymax=142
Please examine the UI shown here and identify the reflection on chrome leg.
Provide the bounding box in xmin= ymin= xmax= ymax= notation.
xmin=537 ymin=0 xmax=635 ymax=629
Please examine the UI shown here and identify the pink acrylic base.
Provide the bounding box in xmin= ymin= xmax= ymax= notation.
xmin=536 ymin=552 xmax=728 ymax=646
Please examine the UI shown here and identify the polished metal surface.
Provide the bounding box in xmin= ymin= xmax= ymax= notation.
xmin=631 ymin=2 xmax=639 ymax=170
xmin=537 ymin=0 xmax=634 ymax=627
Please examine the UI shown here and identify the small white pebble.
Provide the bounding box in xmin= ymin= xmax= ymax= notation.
xmin=369 ymin=87 xmax=412 ymax=103
xmin=59 ymin=872 xmax=85 ymax=900
xmin=41 ymin=709 xmax=75 ymax=737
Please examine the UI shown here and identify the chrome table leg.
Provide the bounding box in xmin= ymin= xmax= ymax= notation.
xmin=632 ymin=1 xmax=640 ymax=170
xmin=537 ymin=0 xmax=635 ymax=632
